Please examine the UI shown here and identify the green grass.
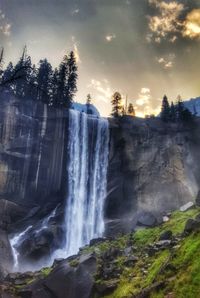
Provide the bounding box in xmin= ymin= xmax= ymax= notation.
xmin=95 ymin=207 xmax=200 ymax=298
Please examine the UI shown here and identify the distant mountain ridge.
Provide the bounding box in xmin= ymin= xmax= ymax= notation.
xmin=183 ymin=97 xmax=200 ymax=116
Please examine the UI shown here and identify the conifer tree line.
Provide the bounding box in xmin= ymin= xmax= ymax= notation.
xmin=0 ymin=47 xmax=78 ymax=108
xmin=161 ymin=95 xmax=194 ymax=123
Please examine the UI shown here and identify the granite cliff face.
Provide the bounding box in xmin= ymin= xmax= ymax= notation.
xmin=105 ymin=116 xmax=200 ymax=234
xmin=0 ymin=92 xmax=67 ymax=208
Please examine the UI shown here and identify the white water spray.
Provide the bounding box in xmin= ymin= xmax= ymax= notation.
xmin=63 ymin=109 xmax=109 ymax=256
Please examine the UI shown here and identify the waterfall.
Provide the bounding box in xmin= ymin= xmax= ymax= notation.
xmin=9 ymin=108 xmax=109 ymax=270
xmin=63 ymin=109 xmax=109 ymax=256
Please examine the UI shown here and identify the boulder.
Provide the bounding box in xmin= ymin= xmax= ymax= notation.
xmin=137 ymin=212 xmax=157 ymax=227
xmin=0 ymin=200 xmax=26 ymax=230
xmin=159 ymin=230 xmax=173 ymax=241
xmin=23 ymin=253 xmax=97 ymax=298
xmin=180 ymin=202 xmax=194 ymax=212
xmin=184 ymin=218 xmax=200 ymax=234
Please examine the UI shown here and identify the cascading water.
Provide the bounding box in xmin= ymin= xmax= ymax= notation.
xmin=63 ymin=109 xmax=109 ymax=256
xmin=9 ymin=108 xmax=109 ymax=270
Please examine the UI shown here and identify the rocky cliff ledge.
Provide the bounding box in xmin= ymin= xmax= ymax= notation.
xmin=105 ymin=116 xmax=200 ymax=234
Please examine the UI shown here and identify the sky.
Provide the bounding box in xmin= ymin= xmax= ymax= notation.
xmin=0 ymin=0 xmax=200 ymax=117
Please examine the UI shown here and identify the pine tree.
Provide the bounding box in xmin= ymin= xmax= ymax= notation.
xmin=170 ymin=102 xmax=176 ymax=122
xmin=128 ymin=103 xmax=135 ymax=116
xmin=161 ymin=95 xmax=170 ymax=122
xmin=66 ymin=51 xmax=78 ymax=107
xmin=13 ymin=47 xmax=32 ymax=99
xmin=1 ymin=62 xmax=14 ymax=91
xmin=37 ymin=59 xmax=52 ymax=104
xmin=111 ymin=92 xmax=123 ymax=117
xmin=57 ymin=55 xmax=68 ymax=106
xmin=51 ymin=68 xmax=59 ymax=106
xmin=27 ymin=64 xmax=38 ymax=100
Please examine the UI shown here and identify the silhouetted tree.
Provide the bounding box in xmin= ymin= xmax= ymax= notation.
xmin=51 ymin=68 xmax=59 ymax=106
xmin=14 ymin=47 xmax=32 ymax=99
xmin=128 ymin=103 xmax=135 ymax=116
xmin=57 ymin=55 xmax=68 ymax=107
xmin=37 ymin=59 xmax=52 ymax=103
xmin=111 ymin=92 xmax=123 ymax=117
xmin=66 ymin=51 xmax=78 ymax=107
xmin=170 ymin=102 xmax=176 ymax=122
xmin=161 ymin=95 xmax=170 ymax=122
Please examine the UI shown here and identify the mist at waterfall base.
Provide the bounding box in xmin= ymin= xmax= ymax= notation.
xmin=9 ymin=109 xmax=109 ymax=272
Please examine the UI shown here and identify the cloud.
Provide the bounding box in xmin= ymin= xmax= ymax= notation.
xmin=147 ymin=0 xmax=184 ymax=43
xmin=105 ymin=34 xmax=116 ymax=42
xmin=183 ymin=9 xmax=200 ymax=39
xmin=136 ymin=88 xmax=151 ymax=106
xmin=0 ymin=9 xmax=11 ymax=37
xmin=87 ymin=78 xmax=113 ymax=103
xmin=157 ymin=53 xmax=175 ymax=69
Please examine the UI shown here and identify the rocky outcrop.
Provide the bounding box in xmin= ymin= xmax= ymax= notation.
xmin=106 ymin=116 xmax=200 ymax=234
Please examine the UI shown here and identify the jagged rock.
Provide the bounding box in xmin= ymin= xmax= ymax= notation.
xmin=22 ymin=253 xmax=97 ymax=298
xmin=0 ymin=230 xmax=13 ymax=279
xmin=102 ymin=247 xmax=122 ymax=262
xmin=124 ymin=246 xmax=132 ymax=256
xmin=95 ymin=279 xmax=118 ymax=295
xmin=184 ymin=218 xmax=200 ymax=234
xmin=89 ymin=237 xmax=107 ymax=246
xmin=17 ymin=224 xmax=63 ymax=262
xmin=180 ymin=202 xmax=194 ymax=212
xmin=155 ymin=240 xmax=172 ymax=249
xmin=124 ymin=256 xmax=138 ymax=267
xmin=0 ymin=200 xmax=26 ymax=230
xmin=137 ymin=212 xmax=157 ymax=227
xmin=159 ymin=230 xmax=173 ymax=241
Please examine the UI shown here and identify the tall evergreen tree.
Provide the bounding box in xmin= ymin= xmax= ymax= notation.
xmin=27 ymin=64 xmax=38 ymax=100
xmin=170 ymin=102 xmax=176 ymax=122
xmin=1 ymin=62 xmax=14 ymax=91
xmin=111 ymin=92 xmax=123 ymax=117
xmin=66 ymin=51 xmax=78 ymax=107
xmin=14 ymin=47 xmax=32 ymax=99
xmin=37 ymin=59 xmax=52 ymax=103
xmin=51 ymin=68 xmax=59 ymax=106
xmin=161 ymin=95 xmax=170 ymax=122
xmin=57 ymin=55 xmax=68 ymax=106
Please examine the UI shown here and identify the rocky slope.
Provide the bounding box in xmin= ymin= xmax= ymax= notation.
xmin=1 ymin=205 xmax=200 ymax=298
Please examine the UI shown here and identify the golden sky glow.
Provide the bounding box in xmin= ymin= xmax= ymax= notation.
xmin=0 ymin=0 xmax=200 ymax=117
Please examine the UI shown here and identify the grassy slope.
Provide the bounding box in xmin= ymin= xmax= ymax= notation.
xmin=91 ymin=208 xmax=200 ymax=298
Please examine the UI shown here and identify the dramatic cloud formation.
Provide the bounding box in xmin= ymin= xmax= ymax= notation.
xmin=0 ymin=0 xmax=200 ymax=116
xmin=183 ymin=9 xmax=200 ymax=39
xmin=148 ymin=0 xmax=184 ymax=43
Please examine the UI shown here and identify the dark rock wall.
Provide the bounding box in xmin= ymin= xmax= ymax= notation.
xmin=0 ymin=93 xmax=67 ymax=207
xmin=105 ymin=116 xmax=200 ymax=232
